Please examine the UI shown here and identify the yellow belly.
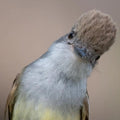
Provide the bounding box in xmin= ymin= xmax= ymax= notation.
xmin=12 ymin=98 xmax=80 ymax=120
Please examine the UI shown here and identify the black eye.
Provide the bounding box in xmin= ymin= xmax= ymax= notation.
xmin=68 ymin=31 xmax=76 ymax=39
xmin=95 ymin=56 xmax=100 ymax=61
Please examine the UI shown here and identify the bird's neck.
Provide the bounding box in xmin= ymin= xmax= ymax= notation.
xmin=48 ymin=41 xmax=93 ymax=81
xmin=20 ymin=41 xmax=92 ymax=111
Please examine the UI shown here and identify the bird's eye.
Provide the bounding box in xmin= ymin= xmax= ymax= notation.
xmin=68 ymin=31 xmax=76 ymax=39
xmin=95 ymin=56 xmax=100 ymax=61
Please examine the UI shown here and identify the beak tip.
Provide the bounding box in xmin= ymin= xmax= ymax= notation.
xmin=74 ymin=47 xmax=86 ymax=58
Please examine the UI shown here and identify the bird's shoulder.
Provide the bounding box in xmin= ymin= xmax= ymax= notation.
xmin=80 ymin=91 xmax=89 ymax=120
xmin=4 ymin=73 xmax=21 ymax=120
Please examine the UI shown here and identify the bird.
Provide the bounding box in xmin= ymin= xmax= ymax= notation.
xmin=4 ymin=9 xmax=117 ymax=120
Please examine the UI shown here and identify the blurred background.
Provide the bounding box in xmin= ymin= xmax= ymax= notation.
xmin=0 ymin=0 xmax=120 ymax=120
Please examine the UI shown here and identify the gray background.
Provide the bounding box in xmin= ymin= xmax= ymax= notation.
xmin=0 ymin=0 xmax=120 ymax=120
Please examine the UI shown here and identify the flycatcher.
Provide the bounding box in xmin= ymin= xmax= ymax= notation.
xmin=5 ymin=10 xmax=117 ymax=120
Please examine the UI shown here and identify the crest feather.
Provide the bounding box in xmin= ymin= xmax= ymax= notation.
xmin=72 ymin=9 xmax=117 ymax=55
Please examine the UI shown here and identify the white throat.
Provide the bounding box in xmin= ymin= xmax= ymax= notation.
xmin=20 ymin=41 xmax=92 ymax=112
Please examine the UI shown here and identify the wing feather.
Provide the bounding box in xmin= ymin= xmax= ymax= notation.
xmin=80 ymin=91 xmax=89 ymax=120
xmin=4 ymin=74 xmax=20 ymax=120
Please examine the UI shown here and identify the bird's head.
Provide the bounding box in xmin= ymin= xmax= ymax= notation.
xmin=66 ymin=10 xmax=117 ymax=67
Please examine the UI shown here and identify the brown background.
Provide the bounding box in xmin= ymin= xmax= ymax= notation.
xmin=0 ymin=0 xmax=120 ymax=120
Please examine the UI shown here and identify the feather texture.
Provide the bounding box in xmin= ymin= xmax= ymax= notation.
xmin=4 ymin=9 xmax=116 ymax=120
xmin=4 ymin=74 xmax=20 ymax=120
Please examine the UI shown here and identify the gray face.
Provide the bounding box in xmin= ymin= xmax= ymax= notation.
xmin=67 ymin=31 xmax=101 ymax=67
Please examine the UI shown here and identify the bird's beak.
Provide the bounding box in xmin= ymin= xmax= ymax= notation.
xmin=74 ymin=46 xmax=87 ymax=58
